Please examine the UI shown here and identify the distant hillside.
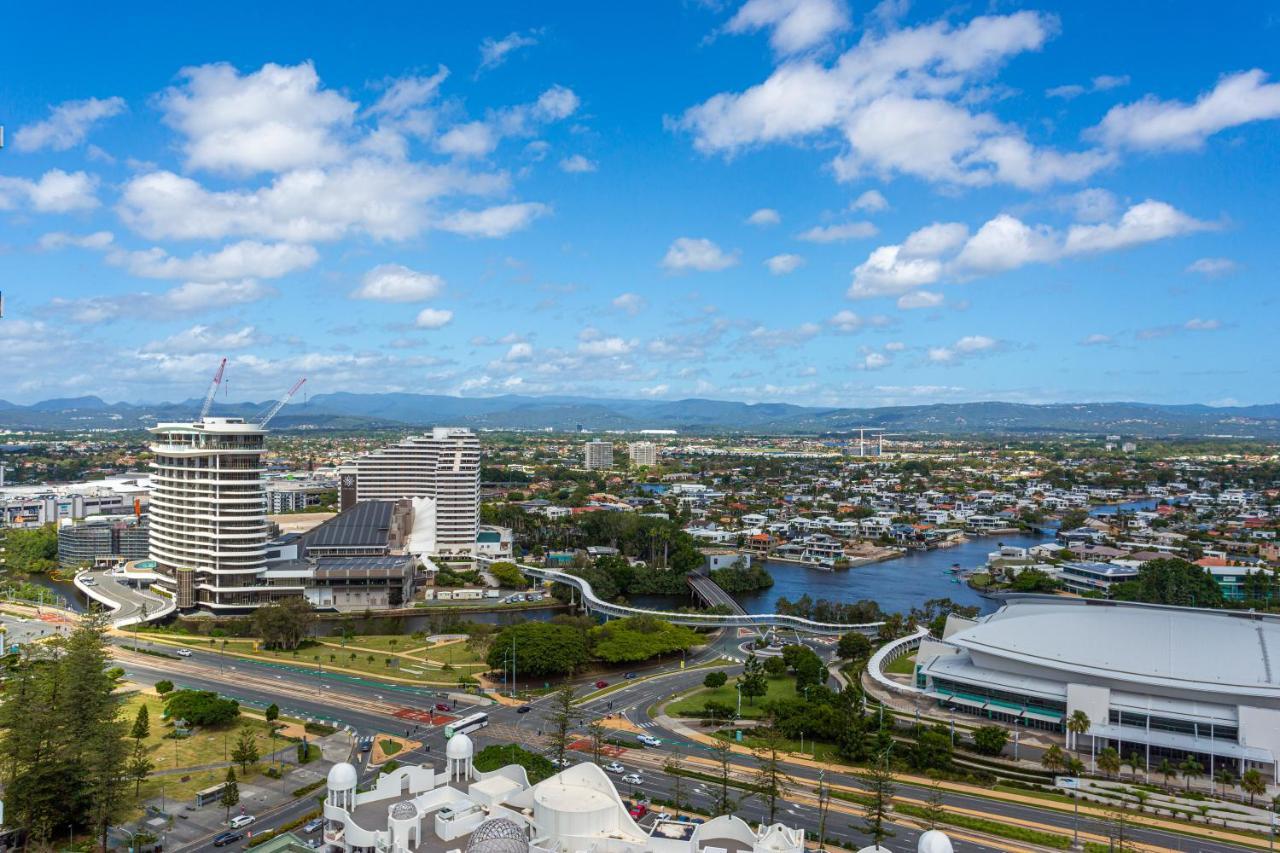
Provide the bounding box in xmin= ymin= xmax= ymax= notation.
xmin=0 ymin=393 xmax=1277 ymax=437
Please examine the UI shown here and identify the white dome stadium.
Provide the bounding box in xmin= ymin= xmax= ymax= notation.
xmin=328 ymin=761 xmax=358 ymax=791
xmin=917 ymin=830 xmax=954 ymax=853
xmin=447 ymin=731 xmax=476 ymax=760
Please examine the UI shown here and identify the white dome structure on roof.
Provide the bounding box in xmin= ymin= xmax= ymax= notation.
xmin=447 ymin=732 xmax=475 ymax=760
xmin=917 ymin=830 xmax=954 ymax=853
xmin=856 ymin=846 xmax=893 ymax=853
xmin=329 ymin=761 xmax=358 ymax=790
xmin=328 ymin=761 xmax=358 ymax=810
xmin=447 ymin=732 xmax=475 ymax=782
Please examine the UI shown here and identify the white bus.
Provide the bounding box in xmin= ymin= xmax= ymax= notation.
xmin=444 ymin=712 xmax=489 ymax=738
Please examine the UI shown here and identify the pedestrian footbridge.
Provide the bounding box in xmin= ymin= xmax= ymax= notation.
xmin=479 ymin=558 xmax=883 ymax=636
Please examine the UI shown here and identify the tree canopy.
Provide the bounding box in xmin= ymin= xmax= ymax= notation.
xmin=1112 ymin=558 xmax=1224 ymax=607
xmin=253 ymin=598 xmax=316 ymax=650
xmin=164 ymin=690 xmax=240 ymax=726
xmin=488 ymin=561 xmax=530 ymax=589
xmin=589 ymin=615 xmax=700 ymax=663
xmin=485 ymin=621 xmax=591 ymax=677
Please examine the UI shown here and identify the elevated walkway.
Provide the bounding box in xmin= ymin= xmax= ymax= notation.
xmin=478 ymin=558 xmax=882 ymax=636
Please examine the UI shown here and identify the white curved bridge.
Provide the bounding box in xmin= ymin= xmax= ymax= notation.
xmin=480 ymin=558 xmax=884 ymax=636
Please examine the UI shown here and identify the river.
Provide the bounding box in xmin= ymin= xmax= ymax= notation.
xmin=634 ymin=530 xmax=1052 ymax=617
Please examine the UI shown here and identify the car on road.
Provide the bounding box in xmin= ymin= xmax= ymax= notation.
xmin=627 ymin=802 xmax=648 ymax=819
xmin=621 ymin=773 xmax=643 ymax=785
xmin=81 ymin=577 xmax=96 ymax=586
xmin=305 ymin=839 xmax=323 ymax=850
xmin=654 ymin=811 xmax=671 ymax=821
xmin=359 ymin=737 xmax=372 ymax=752
xmin=624 ymin=672 xmax=637 ymax=679
xmin=603 ymin=760 xmax=626 ymax=774
xmin=516 ymin=705 xmax=532 ymax=714
xmin=212 ymin=831 xmax=243 ymax=847
xmin=175 ymin=647 xmax=193 ymax=657
xmin=229 ymin=815 xmax=256 ymax=829
xmin=636 ymin=734 xmax=661 ymax=747
xmin=435 ymin=702 xmax=452 ymax=712
xmin=303 ymin=818 xmax=324 ymax=834
xmin=594 ymin=680 xmax=609 ymax=689
xmin=549 ymin=756 xmax=572 ymax=768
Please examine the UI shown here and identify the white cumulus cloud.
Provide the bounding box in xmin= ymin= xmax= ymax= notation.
xmin=798 ymin=221 xmax=877 ymax=243
xmin=13 ymin=96 xmax=126 ymax=152
xmin=414 ymin=308 xmax=454 ymax=329
xmin=353 ymin=264 xmax=445 ymax=302
xmin=724 ymin=0 xmax=851 ymax=56
xmin=662 ymin=237 xmax=739 ymax=272
xmin=765 ymin=253 xmax=804 ymax=275
xmin=746 ymin=208 xmax=782 ymax=226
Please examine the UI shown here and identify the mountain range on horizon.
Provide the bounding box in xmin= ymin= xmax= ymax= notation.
xmin=2 ymin=392 xmax=1279 ymax=437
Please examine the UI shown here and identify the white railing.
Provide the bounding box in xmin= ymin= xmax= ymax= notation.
xmin=867 ymin=625 xmax=929 ymax=695
xmin=480 ymin=558 xmax=884 ymax=635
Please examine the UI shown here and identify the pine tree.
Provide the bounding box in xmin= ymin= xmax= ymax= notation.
xmin=752 ymin=722 xmax=792 ymax=824
xmin=131 ymin=704 xmax=151 ymax=742
xmin=128 ymin=739 xmax=154 ymax=798
xmin=231 ymin=725 xmax=260 ymax=773
xmin=738 ymin=653 xmax=767 ymax=707
xmin=710 ymin=738 xmax=739 ymax=815
xmin=220 ymin=766 xmax=240 ymax=822
xmin=547 ymin=685 xmax=579 ymax=766
xmin=861 ymin=750 xmax=896 ymax=847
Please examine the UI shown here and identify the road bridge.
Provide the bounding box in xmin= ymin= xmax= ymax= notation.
xmin=479 ymin=558 xmax=882 ymax=636
xmin=685 ymin=573 xmax=748 ymax=616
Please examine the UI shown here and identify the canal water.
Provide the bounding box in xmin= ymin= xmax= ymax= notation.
xmin=633 ymin=530 xmax=1051 ymax=617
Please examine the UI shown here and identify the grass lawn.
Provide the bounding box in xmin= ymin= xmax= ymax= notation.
xmin=714 ymin=730 xmax=843 ymax=762
xmin=666 ymin=675 xmax=798 ymax=719
xmin=884 ymin=653 xmax=917 ymax=676
xmin=121 ymin=692 xmax=280 ymax=813
xmin=379 ymin=739 xmax=402 ymax=756
xmin=154 ymin=634 xmax=487 ymax=681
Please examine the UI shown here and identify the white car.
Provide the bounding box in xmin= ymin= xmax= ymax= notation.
xmin=603 ymin=761 xmax=626 ymax=774
xmin=621 ymin=773 xmax=643 ymax=785
xmin=549 ymin=756 xmax=572 ymax=768
xmin=654 ymin=811 xmax=672 ymax=822
xmin=81 ymin=578 xmax=96 ymax=586
xmin=636 ymin=734 xmax=662 ymax=747
xmin=176 ymin=648 xmax=193 ymax=657
xmin=229 ymin=815 xmax=256 ymax=829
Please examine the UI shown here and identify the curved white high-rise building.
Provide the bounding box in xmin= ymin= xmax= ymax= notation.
xmin=148 ymin=417 xmax=272 ymax=609
xmin=340 ymin=428 xmax=481 ymax=560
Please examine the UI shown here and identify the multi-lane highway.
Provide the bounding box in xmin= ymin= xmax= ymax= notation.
xmin=113 ymin=635 xmax=1265 ymax=853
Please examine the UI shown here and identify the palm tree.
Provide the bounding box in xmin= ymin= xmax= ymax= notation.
xmin=1179 ymin=755 xmax=1204 ymax=792
xmin=1066 ymin=710 xmax=1091 ymax=753
xmin=1041 ymin=743 xmax=1066 ymax=774
xmin=1098 ymin=747 xmax=1121 ymax=779
xmin=1241 ymin=768 xmax=1266 ymax=806
xmin=1156 ymin=758 xmax=1177 ymax=789
xmin=1125 ymin=750 xmax=1144 ymax=780
xmin=1214 ymin=767 xmax=1236 ymax=797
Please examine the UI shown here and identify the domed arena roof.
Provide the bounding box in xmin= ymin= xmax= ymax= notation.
xmin=328 ymin=761 xmax=358 ymax=790
xmin=465 ymin=817 xmax=528 ymax=853
xmin=447 ymin=731 xmax=475 ymax=760
xmin=918 ymin=830 xmax=955 ymax=853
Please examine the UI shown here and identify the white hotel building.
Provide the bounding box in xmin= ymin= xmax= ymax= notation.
xmin=340 ymin=428 xmax=481 ymax=559
xmin=148 ymin=417 xmax=296 ymax=609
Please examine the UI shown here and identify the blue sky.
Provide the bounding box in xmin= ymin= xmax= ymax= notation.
xmin=1 ymin=1 xmax=1278 ymax=408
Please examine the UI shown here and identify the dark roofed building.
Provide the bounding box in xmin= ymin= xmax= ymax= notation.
xmin=301 ymin=500 xmax=412 ymax=558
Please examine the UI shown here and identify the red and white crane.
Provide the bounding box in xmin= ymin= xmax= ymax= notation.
xmin=198 ymin=358 xmax=228 ymax=420
xmin=259 ymin=378 xmax=306 ymax=428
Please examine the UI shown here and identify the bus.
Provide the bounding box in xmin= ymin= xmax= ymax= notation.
xmin=444 ymin=712 xmax=489 ymax=738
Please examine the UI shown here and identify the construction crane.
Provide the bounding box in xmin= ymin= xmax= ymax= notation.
xmin=199 ymin=358 xmax=228 ymax=420
xmin=259 ymin=378 xmax=306 ymax=429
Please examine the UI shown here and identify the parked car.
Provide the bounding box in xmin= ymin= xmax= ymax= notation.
xmin=603 ymin=760 xmax=626 ymax=774
xmin=305 ymin=839 xmax=323 ymax=849
xmin=654 ymin=811 xmax=672 ymax=821
xmin=516 ymin=705 xmax=532 ymax=714
xmin=628 ymin=803 xmax=648 ymax=819
xmin=636 ymin=734 xmax=662 ymax=747
xmin=212 ymin=831 xmax=243 ymax=847
xmin=81 ymin=578 xmax=96 ymax=586
xmin=595 ymin=680 xmax=609 ymax=689
xmin=229 ymin=815 xmax=256 ymax=829
xmin=303 ymin=818 xmax=324 ymax=834
xmin=175 ymin=648 xmax=193 ymax=657
xmin=549 ymin=756 xmax=572 ymax=768
xmin=621 ymin=773 xmax=643 ymax=785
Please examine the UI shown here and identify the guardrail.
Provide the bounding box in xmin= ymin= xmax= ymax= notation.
xmin=479 ymin=558 xmax=884 ymax=635
xmin=867 ymin=625 xmax=928 ymax=695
